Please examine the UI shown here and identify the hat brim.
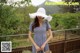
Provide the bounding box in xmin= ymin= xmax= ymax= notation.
xmin=29 ymin=13 xmax=52 ymax=22
xmin=29 ymin=13 xmax=48 ymax=19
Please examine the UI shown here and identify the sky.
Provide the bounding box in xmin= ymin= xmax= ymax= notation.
xmin=31 ymin=0 xmax=46 ymax=6
xmin=7 ymin=0 xmax=62 ymax=6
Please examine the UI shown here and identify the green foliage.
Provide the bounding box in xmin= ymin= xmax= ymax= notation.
xmin=24 ymin=0 xmax=31 ymax=5
xmin=0 ymin=5 xmax=20 ymax=35
xmin=13 ymin=6 xmax=37 ymax=34
xmin=0 ymin=4 xmax=37 ymax=35
xmin=0 ymin=1 xmax=80 ymax=34
xmin=60 ymin=13 xmax=78 ymax=28
xmin=0 ymin=0 xmax=7 ymax=3
xmin=51 ymin=12 xmax=80 ymax=30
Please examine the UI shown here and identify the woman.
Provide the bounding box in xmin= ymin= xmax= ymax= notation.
xmin=28 ymin=7 xmax=53 ymax=53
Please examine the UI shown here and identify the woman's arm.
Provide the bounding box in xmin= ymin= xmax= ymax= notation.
xmin=28 ymin=31 xmax=41 ymax=51
xmin=28 ymin=31 xmax=37 ymax=46
xmin=41 ymin=28 xmax=53 ymax=50
xmin=44 ymin=28 xmax=53 ymax=45
xmin=45 ymin=21 xmax=53 ymax=44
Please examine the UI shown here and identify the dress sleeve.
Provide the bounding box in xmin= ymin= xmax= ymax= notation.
xmin=46 ymin=21 xmax=51 ymax=31
xmin=29 ymin=22 xmax=33 ymax=32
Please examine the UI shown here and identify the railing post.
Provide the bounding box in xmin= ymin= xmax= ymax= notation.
xmin=64 ymin=30 xmax=67 ymax=53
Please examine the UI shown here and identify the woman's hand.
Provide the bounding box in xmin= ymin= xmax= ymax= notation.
xmin=35 ymin=45 xmax=41 ymax=52
xmin=41 ymin=43 xmax=46 ymax=50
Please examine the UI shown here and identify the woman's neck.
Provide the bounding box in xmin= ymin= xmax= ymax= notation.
xmin=39 ymin=21 xmax=44 ymax=26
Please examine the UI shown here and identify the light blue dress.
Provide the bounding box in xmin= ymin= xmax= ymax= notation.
xmin=29 ymin=20 xmax=51 ymax=53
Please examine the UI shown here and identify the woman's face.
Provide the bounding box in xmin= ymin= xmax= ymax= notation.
xmin=37 ymin=16 xmax=44 ymax=22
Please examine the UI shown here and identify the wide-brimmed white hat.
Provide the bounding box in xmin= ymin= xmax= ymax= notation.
xmin=29 ymin=7 xmax=52 ymax=22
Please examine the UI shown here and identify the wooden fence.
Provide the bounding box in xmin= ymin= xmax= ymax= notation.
xmin=8 ymin=38 xmax=79 ymax=53
xmin=0 ymin=28 xmax=80 ymax=53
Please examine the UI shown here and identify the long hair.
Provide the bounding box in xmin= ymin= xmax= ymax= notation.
xmin=32 ymin=16 xmax=39 ymax=32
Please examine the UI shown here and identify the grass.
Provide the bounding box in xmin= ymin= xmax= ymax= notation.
xmin=22 ymin=50 xmax=32 ymax=53
xmin=12 ymin=38 xmax=32 ymax=49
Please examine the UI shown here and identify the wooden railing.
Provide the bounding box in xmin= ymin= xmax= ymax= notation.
xmin=0 ymin=28 xmax=80 ymax=53
xmin=9 ymin=38 xmax=79 ymax=53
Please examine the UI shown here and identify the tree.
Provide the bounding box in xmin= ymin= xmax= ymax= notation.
xmin=0 ymin=5 xmax=20 ymax=35
xmin=62 ymin=0 xmax=80 ymax=12
xmin=51 ymin=13 xmax=79 ymax=30
xmin=13 ymin=5 xmax=38 ymax=33
xmin=11 ymin=0 xmax=31 ymax=7
xmin=0 ymin=0 xmax=7 ymax=3
xmin=24 ymin=0 xmax=31 ymax=6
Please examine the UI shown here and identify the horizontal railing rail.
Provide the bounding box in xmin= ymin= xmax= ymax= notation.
xmin=0 ymin=28 xmax=80 ymax=53
xmin=0 ymin=28 xmax=80 ymax=37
